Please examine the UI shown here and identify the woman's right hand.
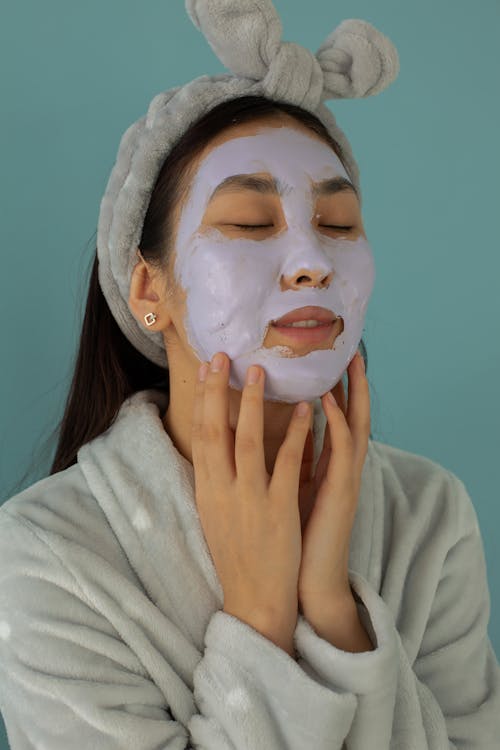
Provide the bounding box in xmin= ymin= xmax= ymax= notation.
xmin=191 ymin=351 xmax=311 ymax=657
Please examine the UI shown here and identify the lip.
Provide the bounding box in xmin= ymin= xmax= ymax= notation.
xmin=271 ymin=317 xmax=343 ymax=344
xmin=272 ymin=305 xmax=336 ymax=326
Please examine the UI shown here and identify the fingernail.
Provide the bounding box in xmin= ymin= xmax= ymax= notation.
xmin=326 ymin=391 xmax=336 ymax=405
xmin=358 ymin=352 xmax=365 ymax=373
xmin=198 ymin=363 xmax=209 ymax=382
xmin=210 ymin=353 xmax=225 ymax=372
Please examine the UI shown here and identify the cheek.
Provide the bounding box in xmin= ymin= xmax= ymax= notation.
xmin=176 ymin=239 xmax=280 ymax=358
xmin=179 ymin=239 xmax=273 ymax=322
xmin=330 ymin=242 xmax=375 ymax=300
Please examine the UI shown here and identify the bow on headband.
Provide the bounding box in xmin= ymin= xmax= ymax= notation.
xmin=186 ymin=0 xmax=399 ymax=110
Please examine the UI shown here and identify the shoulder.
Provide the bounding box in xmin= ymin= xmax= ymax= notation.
xmin=368 ymin=438 xmax=455 ymax=488
xmin=0 ymin=463 xmax=127 ymax=576
xmin=367 ymin=439 xmax=479 ymax=543
xmin=1 ymin=463 xmax=98 ymax=534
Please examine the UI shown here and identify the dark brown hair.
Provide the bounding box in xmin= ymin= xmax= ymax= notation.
xmin=6 ymin=94 xmax=369 ymax=498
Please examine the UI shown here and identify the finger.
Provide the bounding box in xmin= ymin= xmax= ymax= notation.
xmin=299 ymin=428 xmax=315 ymax=483
xmin=202 ymin=352 xmax=236 ymax=488
xmin=234 ymin=364 xmax=268 ymax=487
xmin=191 ymin=361 xmax=211 ymax=483
xmin=271 ymin=401 xmax=312 ymax=501
xmin=321 ymin=391 xmax=354 ymax=491
xmin=314 ymin=409 xmax=331 ymax=481
xmin=332 ymin=376 xmax=347 ymax=416
xmin=346 ymin=351 xmax=371 ymax=472
xmin=314 ymin=372 xmax=345 ymax=481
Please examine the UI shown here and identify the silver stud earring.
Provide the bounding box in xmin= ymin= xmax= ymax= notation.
xmin=144 ymin=312 xmax=157 ymax=326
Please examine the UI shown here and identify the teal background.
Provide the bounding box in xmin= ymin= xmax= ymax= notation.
xmin=1 ymin=0 xmax=499 ymax=742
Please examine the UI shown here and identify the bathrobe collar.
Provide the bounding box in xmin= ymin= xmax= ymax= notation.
xmin=78 ymin=389 xmax=379 ymax=627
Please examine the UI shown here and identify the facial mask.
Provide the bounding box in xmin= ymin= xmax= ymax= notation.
xmin=174 ymin=126 xmax=375 ymax=403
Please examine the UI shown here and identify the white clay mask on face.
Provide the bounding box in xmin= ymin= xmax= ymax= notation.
xmin=174 ymin=126 xmax=375 ymax=403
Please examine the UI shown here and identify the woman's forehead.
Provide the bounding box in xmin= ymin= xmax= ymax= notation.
xmin=192 ymin=125 xmax=350 ymax=190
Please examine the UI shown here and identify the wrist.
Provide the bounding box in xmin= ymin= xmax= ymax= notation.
xmin=302 ymin=594 xmax=374 ymax=653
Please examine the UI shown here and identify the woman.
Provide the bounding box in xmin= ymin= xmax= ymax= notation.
xmin=1 ymin=2 xmax=499 ymax=748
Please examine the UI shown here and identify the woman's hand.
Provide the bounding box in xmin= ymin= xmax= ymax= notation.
xmin=297 ymin=351 xmax=371 ymax=613
xmin=191 ymin=352 xmax=311 ymax=656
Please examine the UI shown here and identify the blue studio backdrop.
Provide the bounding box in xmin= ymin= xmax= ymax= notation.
xmin=1 ymin=1 xmax=499 ymax=744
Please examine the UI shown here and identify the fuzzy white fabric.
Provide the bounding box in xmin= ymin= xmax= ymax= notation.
xmin=0 ymin=389 xmax=499 ymax=748
xmin=97 ymin=0 xmax=399 ymax=370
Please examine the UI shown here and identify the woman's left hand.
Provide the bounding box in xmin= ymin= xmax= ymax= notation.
xmin=297 ymin=350 xmax=370 ymax=614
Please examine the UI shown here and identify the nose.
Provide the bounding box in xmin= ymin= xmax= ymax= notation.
xmin=280 ymin=267 xmax=333 ymax=291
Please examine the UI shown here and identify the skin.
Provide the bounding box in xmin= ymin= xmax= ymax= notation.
xmin=128 ymin=113 xmax=367 ymax=486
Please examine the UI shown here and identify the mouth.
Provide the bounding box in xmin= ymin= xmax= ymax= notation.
xmin=270 ymin=305 xmax=343 ymax=345
xmin=272 ymin=305 xmax=335 ymax=327
xmin=271 ymin=317 xmax=344 ymax=344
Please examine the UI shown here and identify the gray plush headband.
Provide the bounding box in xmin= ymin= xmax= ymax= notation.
xmin=97 ymin=0 xmax=399 ymax=370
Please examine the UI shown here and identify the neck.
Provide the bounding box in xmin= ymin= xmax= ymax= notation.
xmin=162 ymin=364 xmax=314 ymax=477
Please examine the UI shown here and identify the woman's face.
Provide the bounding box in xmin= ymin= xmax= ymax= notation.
xmin=166 ymin=115 xmax=374 ymax=403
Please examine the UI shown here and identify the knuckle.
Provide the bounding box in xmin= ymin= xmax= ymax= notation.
xmin=191 ymin=422 xmax=204 ymax=441
xmin=242 ymin=388 xmax=262 ymax=408
xmin=202 ymin=422 xmax=221 ymax=443
xmin=235 ymin=433 xmax=258 ymax=454
xmin=194 ymin=379 xmax=205 ymax=395
xmin=204 ymin=374 xmax=222 ymax=393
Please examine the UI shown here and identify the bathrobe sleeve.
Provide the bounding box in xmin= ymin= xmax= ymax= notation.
xmin=0 ymin=507 xmax=373 ymax=749
xmin=288 ymin=474 xmax=500 ymax=748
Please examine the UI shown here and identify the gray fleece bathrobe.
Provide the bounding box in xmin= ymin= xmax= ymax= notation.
xmin=0 ymin=388 xmax=499 ymax=748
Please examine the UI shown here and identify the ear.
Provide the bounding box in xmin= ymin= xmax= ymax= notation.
xmin=128 ymin=250 xmax=164 ymax=328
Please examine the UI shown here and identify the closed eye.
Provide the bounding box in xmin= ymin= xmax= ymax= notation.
xmin=230 ymin=224 xmax=273 ymax=230
xmin=321 ymin=225 xmax=353 ymax=231
xmin=229 ymin=224 xmax=354 ymax=231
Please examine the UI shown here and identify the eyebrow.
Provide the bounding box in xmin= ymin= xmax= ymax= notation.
xmin=208 ymin=174 xmax=357 ymax=201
